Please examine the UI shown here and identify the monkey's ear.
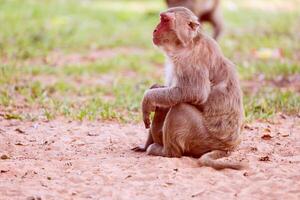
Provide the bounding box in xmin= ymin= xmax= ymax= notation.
xmin=188 ymin=21 xmax=200 ymax=31
xmin=174 ymin=16 xmax=197 ymax=46
xmin=176 ymin=28 xmax=191 ymax=47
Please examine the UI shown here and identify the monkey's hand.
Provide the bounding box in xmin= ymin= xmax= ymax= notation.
xmin=142 ymin=90 xmax=156 ymax=129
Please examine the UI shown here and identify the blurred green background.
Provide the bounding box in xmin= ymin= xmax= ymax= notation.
xmin=0 ymin=0 xmax=299 ymax=122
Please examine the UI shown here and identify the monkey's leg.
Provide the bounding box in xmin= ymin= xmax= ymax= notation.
xmin=131 ymin=130 xmax=153 ymax=152
xmin=132 ymin=107 xmax=169 ymax=152
xmin=211 ymin=13 xmax=223 ymax=40
xmin=147 ymin=103 xmax=206 ymax=157
xmin=151 ymin=107 xmax=170 ymax=145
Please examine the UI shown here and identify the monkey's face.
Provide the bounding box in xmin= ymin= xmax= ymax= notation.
xmin=153 ymin=8 xmax=200 ymax=49
xmin=153 ymin=12 xmax=178 ymax=47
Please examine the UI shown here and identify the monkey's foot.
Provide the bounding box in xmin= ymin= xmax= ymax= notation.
xmin=146 ymin=143 xmax=164 ymax=156
xmin=131 ymin=145 xmax=147 ymax=152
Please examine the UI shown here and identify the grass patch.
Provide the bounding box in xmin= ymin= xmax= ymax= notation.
xmin=238 ymin=61 xmax=300 ymax=80
xmin=244 ymin=88 xmax=300 ymax=121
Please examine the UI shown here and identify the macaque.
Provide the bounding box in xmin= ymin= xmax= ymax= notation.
xmin=166 ymin=0 xmax=223 ymax=40
xmin=132 ymin=7 xmax=244 ymax=170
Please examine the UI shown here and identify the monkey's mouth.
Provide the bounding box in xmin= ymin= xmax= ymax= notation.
xmin=153 ymin=36 xmax=160 ymax=45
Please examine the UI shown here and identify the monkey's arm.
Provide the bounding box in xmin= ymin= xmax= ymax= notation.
xmin=142 ymin=81 xmax=210 ymax=128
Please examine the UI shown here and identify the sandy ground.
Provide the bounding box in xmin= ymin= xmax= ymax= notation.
xmin=0 ymin=114 xmax=299 ymax=200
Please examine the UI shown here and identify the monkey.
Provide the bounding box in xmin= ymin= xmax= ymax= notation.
xmin=132 ymin=7 xmax=244 ymax=170
xmin=165 ymin=0 xmax=223 ymax=40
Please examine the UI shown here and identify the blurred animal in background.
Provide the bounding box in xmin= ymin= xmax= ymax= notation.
xmin=132 ymin=7 xmax=244 ymax=170
xmin=166 ymin=0 xmax=223 ymax=40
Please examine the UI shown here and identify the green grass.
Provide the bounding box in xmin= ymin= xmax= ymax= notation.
xmin=244 ymin=88 xmax=300 ymax=121
xmin=0 ymin=0 xmax=162 ymax=58
xmin=0 ymin=0 xmax=299 ymax=122
xmin=238 ymin=61 xmax=300 ymax=80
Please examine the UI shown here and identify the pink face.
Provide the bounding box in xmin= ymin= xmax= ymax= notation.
xmin=153 ymin=13 xmax=173 ymax=46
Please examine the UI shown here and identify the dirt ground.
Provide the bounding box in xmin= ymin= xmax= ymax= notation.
xmin=0 ymin=114 xmax=299 ymax=200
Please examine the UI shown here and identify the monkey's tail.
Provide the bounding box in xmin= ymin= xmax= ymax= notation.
xmin=211 ymin=0 xmax=220 ymax=12
xmin=198 ymin=150 xmax=244 ymax=170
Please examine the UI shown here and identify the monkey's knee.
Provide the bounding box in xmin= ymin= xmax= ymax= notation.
xmin=168 ymin=103 xmax=190 ymax=115
xmin=163 ymin=103 xmax=205 ymax=157
xmin=167 ymin=103 xmax=196 ymax=122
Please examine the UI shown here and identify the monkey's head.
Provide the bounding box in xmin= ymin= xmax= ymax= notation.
xmin=153 ymin=7 xmax=200 ymax=50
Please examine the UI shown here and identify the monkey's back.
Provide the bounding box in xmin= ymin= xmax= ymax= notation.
xmin=202 ymin=59 xmax=244 ymax=150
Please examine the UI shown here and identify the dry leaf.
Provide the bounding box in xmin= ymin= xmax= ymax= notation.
xmin=261 ymin=134 xmax=272 ymax=140
xmin=244 ymin=124 xmax=254 ymax=130
xmin=15 ymin=142 xmax=26 ymax=146
xmin=15 ymin=128 xmax=25 ymax=134
xmin=253 ymin=48 xmax=283 ymax=59
xmin=264 ymin=128 xmax=271 ymax=133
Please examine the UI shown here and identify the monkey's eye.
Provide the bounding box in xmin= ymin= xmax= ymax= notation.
xmin=188 ymin=21 xmax=200 ymax=30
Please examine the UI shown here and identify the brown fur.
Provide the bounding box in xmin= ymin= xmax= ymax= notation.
xmin=166 ymin=0 xmax=223 ymax=40
xmin=132 ymin=7 xmax=244 ymax=170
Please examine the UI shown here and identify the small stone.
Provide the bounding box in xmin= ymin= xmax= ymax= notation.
xmin=87 ymin=132 xmax=98 ymax=136
xmin=26 ymin=196 xmax=42 ymax=200
xmin=259 ymin=156 xmax=270 ymax=161
xmin=250 ymin=147 xmax=258 ymax=151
